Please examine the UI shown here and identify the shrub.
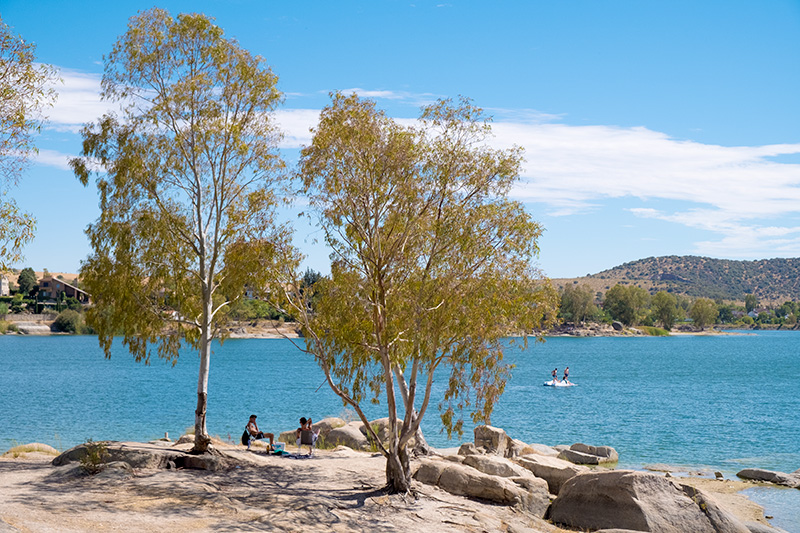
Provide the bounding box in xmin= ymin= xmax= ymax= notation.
xmin=79 ymin=439 xmax=109 ymax=474
xmin=639 ymin=325 xmax=670 ymax=336
xmin=0 ymin=302 xmax=7 ymax=316
xmin=52 ymin=309 xmax=83 ymax=333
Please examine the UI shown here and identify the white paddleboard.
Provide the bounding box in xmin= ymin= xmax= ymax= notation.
xmin=543 ymin=380 xmax=577 ymax=387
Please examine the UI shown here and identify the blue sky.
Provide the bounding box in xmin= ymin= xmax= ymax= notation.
xmin=3 ymin=0 xmax=800 ymax=278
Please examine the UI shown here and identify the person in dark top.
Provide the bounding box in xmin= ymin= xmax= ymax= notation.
xmin=563 ymin=366 xmax=570 ymax=384
xmin=551 ymin=368 xmax=559 ymax=383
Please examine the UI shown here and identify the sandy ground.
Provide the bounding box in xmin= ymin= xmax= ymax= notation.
xmin=0 ymin=444 xmax=569 ymax=533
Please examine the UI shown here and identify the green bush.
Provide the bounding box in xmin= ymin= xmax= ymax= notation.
xmin=639 ymin=325 xmax=670 ymax=336
xmin=0 ymin=303 xmax=7 ymax=316
xmin=52 ymin=309 xmax=83 ymax=333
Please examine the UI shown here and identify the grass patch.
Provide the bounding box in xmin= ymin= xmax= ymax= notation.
xmin=2 ymin=442 xmax=59 ymax=458
xmin=639 ymin=326 xmax=670 ymax=336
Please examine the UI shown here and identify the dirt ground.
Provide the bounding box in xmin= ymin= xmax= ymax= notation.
xmin=0 ymin=444 xmax=569 ymax=533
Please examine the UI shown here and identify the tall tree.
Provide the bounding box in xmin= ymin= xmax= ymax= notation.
xmin=651 ymin=291 xmax=679 ymax=330
xmin=603 ymin=284 xmax=649 ymax=326
xmin=690 ymin=298 xmax=718 ymax=330
xmin=272 ymin=93 xmax=558 ymax=492
xmin=559 ymin=283 xmax=596 ymax=324
xmin=744 ymin=294 xmax=758 ymax=313
xmin=71 ymin=9 xmax=286 ymax=453
xmin=0 ymin=16 xmax=57 ymax=269
xmin=16 ymin=266 xmax=37 ymax=296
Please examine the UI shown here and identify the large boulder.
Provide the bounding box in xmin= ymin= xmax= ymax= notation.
xmin=505 ymin=438 xmax=537 ymax=458
xmin=463 ymin=454 xmax=535 ymax=479
xmin=413 ymin=458 xmax=549 ymax=516
xmin=325 ymin=422 xmax=370 ymax=450
xmin=526 ymin=443 xmax=560 ymax=457
xmin=516 ymin=454 xmax=589 ymax=495
xmin=51 ymin=441 xmax=229 ymax=471
xmin=549 ymin=470 xmax=750 ymax=533
xmin=474 ymin=425 xmax=508 ymax=456
xmin=737 ymin=468 xmax=800 ymax=489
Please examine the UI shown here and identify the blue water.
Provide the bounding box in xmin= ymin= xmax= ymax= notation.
xmin=1 ymin=331 xmax=798 ymax=529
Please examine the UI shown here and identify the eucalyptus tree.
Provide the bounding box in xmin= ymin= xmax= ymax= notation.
xmin=71 ymin=9 xmax=286 ymax=453
xmin=273 ymin=93 xmax=557 ymax=492
xmin=690 ymin=298 xmax=718 ymax=330
xmin=651 ymin=291 xmax=679 ymax=330
xmin=0 ymin=16 xmax=57 ymax=269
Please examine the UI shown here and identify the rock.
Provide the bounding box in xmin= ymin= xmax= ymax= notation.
xmin=51 ymin=441 xmax=228 ymax=471
xmin=569 ymin=443 xmax=619 ymax=463
xmin=463 ymin=454 xmax=535 ymax=479
xmin=557 ymin=448 xmax=601 ymax=465
xmin=2 ymin=443 xmax=58 ymax=457
xmin=278 ymin=430 xmax=295 ymax=444
xmin=505 ymin=438 xmax=536 ymax=458
xmin=95 ymin=461 xmax=134 ymax=480
xmin=181 ymin=453 xmax=226 ymax=471
xmin=595 ymin=530 xmax=648 ymax=533
xmin=516 ymin=454 xmax=588 ymax=495
xmin=444 ymin=455 xmax=465 ymax=464
xmin=526 ymin=443 xmax=560 ymax=457
xmin=413 ymin=458 xmax=549 ymax=516
xmin=326 ymin=422 xmax=370 ymax=450
xmin=474 ymin=425 xmax=508 ymax=456
xmin=737 ymin=468 xmax=800 ymax=488
xmin=458 ymin=443 xmax=482 ymax=456
xmin=549 ymin=470 xmax=750 ymax=533
xmin=612 ymin=320 xmax=624 ymax=331
xmin=175 ymin=435 xmax=194 ymax=445
xmin=715 ymin=471 xmax=724 ymax=480
xmin=314 ymin=417 xmax=346 ymax=439
xmin=553 ymin=444 xmax=570 ymax=452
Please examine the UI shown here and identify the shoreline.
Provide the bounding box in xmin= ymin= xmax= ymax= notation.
xmin=0 ymin=439 xmax=788 ymax=533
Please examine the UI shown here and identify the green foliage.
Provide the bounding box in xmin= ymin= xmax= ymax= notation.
xmin=690 ymin=298 xmax=718 ymax=330
xmin=0 ymin=302 xmax=7 ymax=316
xmin=70 ymin=8 xmax=287 ymax=452
xmin=0 ymin=17 xmax=57 ymax=269
xmin=52 ymin=309 xmax=86 ymax=333
xmin=638 ymin=325 xmax=670 ymax=336
xmin=745 ymin=294 xmax=758 ymax=313
xmin=79 ymin=439 xmax=109 ymax=474
xmin=603 ymin=284 xmax=650 ymax=325
xmin=279 ymin=93 xmax=558 ymax=492
xmin=16 ymin=267 xmax=37 ymax=296
xmin=228 ymin=299 xmax=287 ymax=321
xmin=651 ymin=291 xmax=679 ymax=330
xmin=559 ymin=283 xmax=597 ymax=324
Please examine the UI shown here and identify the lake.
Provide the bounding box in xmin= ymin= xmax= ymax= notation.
xmin=1 ymin=331 xmax=798 ymax=530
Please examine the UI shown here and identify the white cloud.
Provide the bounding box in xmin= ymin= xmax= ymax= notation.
xmin=33 ymin=149 xmax=73 ymax=171
xmin=43 ymin=68 xmax=118 ymax=133
xmin=338 ymin=87 xmax=440 ymax=107
xmin=273 ymin=109 xmax=319 ymax=148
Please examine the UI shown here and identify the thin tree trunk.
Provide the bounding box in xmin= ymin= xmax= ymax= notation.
xmin=385 ymin=444 xmax=411 ymax=493
xmin=193 ymin=301 xmax=213 ymax=453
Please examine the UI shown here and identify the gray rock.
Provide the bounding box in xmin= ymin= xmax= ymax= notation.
xmin=557 ymin=448 xmax=601 ymax=465
xmin=473 ymin=425 xmax=508 ymax=456
xmin=53 ymin=441 xmax=186 ymax=469
xmin=553 ymin=444 xmax=570 ymax=452
xmin=612 ymin=320 xmax=624 ymax=331
xmin=516 ymin=454 xmax=588 ymax=495
xmin=737 ymin=468 xmax=800 ymax=488
xmin=463 ymin=454 xmax=535 ymax=479
xmin=526 ymin=443 xmax=560 ymax=457
xmin=595 ymin=530 xmax=648 ymax=533
xmin=413 ymin=459 xmax=549 ymax=516
xmin=550 ymin=470 xmax=750 ymax=533
xmin=505 ymin=438 xmax=536 ymax=458
xmin=326 ymin=422 xmax=370 ymax=450
xmin=570 ymin=443 xmax=619 ymax=463
xmin=458 ymin=442 xmax=482 ymax=456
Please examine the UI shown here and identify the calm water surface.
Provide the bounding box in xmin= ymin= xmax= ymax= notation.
xmin=1 ymin=331 xmax=798 ymax=529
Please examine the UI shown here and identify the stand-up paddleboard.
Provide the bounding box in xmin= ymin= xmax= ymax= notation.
xmin=543 ymin=380 xmax=577 ymax=387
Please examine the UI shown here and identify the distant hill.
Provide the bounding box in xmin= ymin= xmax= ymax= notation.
xmin=552 ymin=256 xmax=800 ymax=304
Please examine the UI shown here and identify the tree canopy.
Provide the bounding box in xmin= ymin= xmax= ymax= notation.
xmin=16 ymin=266 xmax=37 ymax=296
xmin=273 ymin=93 xmax=557 ymax=492
xmin=0 ymin=16 xmax=57 ymax=269
xmin=71 ymin=8 xmax=286 ymax=452
xmin=651 ymin=291 xmax=679 ymax=330
xmin=603 ymin=284 xmax=649 ymax=326
xmin=690 ymin=298 xmax=718 ymax=330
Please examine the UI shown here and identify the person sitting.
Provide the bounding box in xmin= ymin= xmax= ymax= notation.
xmin=243 ymin=414 xmax=274 ymax=451
xmin=295 ymin=417 xmax=321 ymax=455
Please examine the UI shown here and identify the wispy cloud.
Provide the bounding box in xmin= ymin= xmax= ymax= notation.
xmin=338 ymin=87 xmax=441 ymax=107
xmin=42 ymin=68 xmax=119 ymax=133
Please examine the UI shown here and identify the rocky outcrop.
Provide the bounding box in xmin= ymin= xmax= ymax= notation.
xmin=413 ymin=458 xmax=549 ymax=516
xmin=558 ymin=442 xmax=618 ymax=465
xmin=737 ymin=468 xmax=800 ymax=489
xmin=52 ymin=441 xmax=229 ymax=471
xmin=278 ymin=416 xmax=345 ymax=445
xmin=549 ymin=470 xmax=750 ymax=533
xmin=516 ymin=454 xmax=589 ymax=495
xmin=325 ymin=422 xmax=370 ymax=450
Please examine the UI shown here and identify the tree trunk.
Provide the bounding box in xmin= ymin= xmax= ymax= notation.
xmin=385 ymin=445 xmax=412 ymax=493
xmin=193 ymin=312 xmax=212 ymax=453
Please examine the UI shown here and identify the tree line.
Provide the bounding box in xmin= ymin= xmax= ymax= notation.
xmin=559 ymin=283 xmax=800 ymax=331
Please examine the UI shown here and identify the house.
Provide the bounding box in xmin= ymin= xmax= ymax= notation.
xmin=37 ymin=276 xmax=90 ymax=303
xmin=0 ymin=275 xmax=9 ymax=297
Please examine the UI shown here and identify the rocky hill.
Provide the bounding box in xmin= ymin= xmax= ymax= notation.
xmin=553 ymin=256 xmax=800 ymax=304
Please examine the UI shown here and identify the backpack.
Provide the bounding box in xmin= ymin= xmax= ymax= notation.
xmin=241 ymin=429 xmax=250 ymax=446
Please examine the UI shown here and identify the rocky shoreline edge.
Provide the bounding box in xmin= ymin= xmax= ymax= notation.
xmin=2 ymin=421 xmax=795 ymax=533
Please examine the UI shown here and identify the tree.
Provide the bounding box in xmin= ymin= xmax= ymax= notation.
xmin=651 ymin=291 xmax=679 ymax=330
xmin=603 ymin=284 xmax=649 ymax=326
xmin=273 ymin=94 xmax=558 ymax=492
xmin=71 ymin=9 xmax=286 ymax=453
xmin=0 ymin=16 xmax=57 ymax=269
xmin=744 ymin=294 xmax=758 ymax=313
xmin=690 ymin=298 xmax=718 ymax=330
xmin=16 ymin=266 xmax=37 ymax=296
xmin=559 ymin=283 xmax=596 ymax=324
